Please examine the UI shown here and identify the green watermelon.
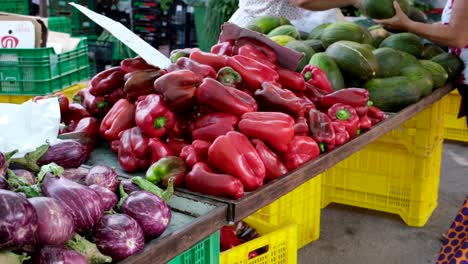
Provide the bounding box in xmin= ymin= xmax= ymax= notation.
xmin=268 ymin=25 xmax=300 ymax=39
xmin=321 ymin=21 xmax=372 ymax=48
xmin=373 ymin=47 xmax=404 ymax=78
xmin=285 ymin=40 xmax=316 ymax=72
xmin=379 ymin=33 xmax=424 ymax=57
xmin=420 ymin=60 xmax=449 ymax=88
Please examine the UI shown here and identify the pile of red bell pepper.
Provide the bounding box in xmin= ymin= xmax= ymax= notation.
xmin=41 ymin=38 xmax=386 ymax=200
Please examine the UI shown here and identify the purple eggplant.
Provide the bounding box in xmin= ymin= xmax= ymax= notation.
xmin=61 ymin=167 xmax=89 ymax=184
xmin=0 ymin=175 xmax=9 ymax=190
xmin=41 ymin=173 xmax=104 ymax=233
xmin=0 ymin=190 xmax=38 ymax=250
xmin=120 ymin=179 xmax=141 ymax=194
xmin=29 ymin=197 xmax=74 ymax=246
xmin=121 ymin=191 xmax=171 ymax=239
xmin=0 ymin=152 xmax=7 ymax=177
xmin=92 ymin=214 xmax=144 ymax=262
xmin=13 ymin=169 xmax=36 ymax=185
xmin=89 ymin=185 xmax=118 ymax=212
xmin=35 ymin=246 xmax=88 ymax=264
xmin=85 ymin=165 xmax=119 ymax=192
xmin=37 ymin=141 xmax=87 ymax=169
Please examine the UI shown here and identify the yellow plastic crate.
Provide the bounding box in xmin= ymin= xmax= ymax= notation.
xmin=0 ymin=82 xmax=87 ymax=103
xmin=322 ymin=140 xmax=443 ymax=227
xmin=220 ymin=217 xmax=297 ymax=264
xmin=250 ymin=175 xmax=321 ymax=249
xmin=443 ymin=90 xmax=468 ymax=142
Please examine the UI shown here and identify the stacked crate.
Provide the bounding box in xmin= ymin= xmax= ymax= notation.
xmin=0 ymin=0 xmax=29 ymax=15
xmin=131 ymin=0 xmax=171 ymax=49
xmin=49 ymin=0 xmax=96 ymax=36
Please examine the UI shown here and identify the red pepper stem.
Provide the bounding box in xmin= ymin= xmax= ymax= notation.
xmin=336 ymin=109 xmax=351 ymax=120
xmin=154 ymin=116 xmax=168 ymax=129
xmin=97 ymin=101 xmax=107 ymax=109
xmin=367 ymin=100 xmax=374 ymax=106
xmin=304 ymin=72 xmax=312 ymax=81
xmin=356 ymin=128 xmax=362 ymax=136
xmin=319 ymin=142 xmax=326 ymax=153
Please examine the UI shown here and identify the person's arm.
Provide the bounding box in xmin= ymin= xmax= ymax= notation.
xmin=289 ymin=0 xmax=360 ymax=11
xmin=375 ymin=1 xmax=468 ymax=49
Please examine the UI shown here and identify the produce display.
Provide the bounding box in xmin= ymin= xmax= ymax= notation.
xmin=0 ymin=148 xmax=174 ymax=263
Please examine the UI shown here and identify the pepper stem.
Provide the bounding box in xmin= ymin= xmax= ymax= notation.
xmin=336 ymin=109 xmax=351 ymax=121
xmin=356 ymin=128 xmax=362 ymax=136
xmin=367 ymin=100 xmax=374 ymax=106
xmin=304 ymin=72 xmax=312 ymax=81
xmin=153 ymin=117 xmax=168 ymax=129
xmin=319 ymin=143 xmax=326 ymax=153
xmin=97 ymin=101 xmax=107 ymax=109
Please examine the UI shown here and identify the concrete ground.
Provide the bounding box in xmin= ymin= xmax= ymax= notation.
xmin=299 ymin=141 xmax=468 ymax=264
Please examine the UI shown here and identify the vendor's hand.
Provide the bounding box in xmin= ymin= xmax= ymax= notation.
xmin=374 ymin=1 xmax=412 ymax=31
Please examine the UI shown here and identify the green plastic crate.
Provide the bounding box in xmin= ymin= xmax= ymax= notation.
xmin=49 ymin=0 xmax=96 ymax=36
xmin=0 ymin=38 xmax=90 ymax=95
xmin=48 ymin=16 xmax=72 ymax=34
xmin=168 ymin=231 xmax=220 ymax=264
xmin=0 ymin=0 xmax=29 ymax=15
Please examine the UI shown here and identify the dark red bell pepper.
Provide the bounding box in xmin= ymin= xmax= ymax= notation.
xmin=208 ymin=131 xmax=265 ymax=191
xmin=216 ymin=67 xmax=243 ymax=88
xmin=33 ymin=92 xmax=69 ymax=118
xmin=254 ymin=82 xmax=305 ymax=118
xmin=111 ymin=140 xmax=120 ymax=153
xmin=234 ymin=37 xmax=277 ymax=64
xmin=220 ymin=225 xmax=242 ymax=251
xmin=332 ymin=122 xmax=350 ymax=146
xmin=318 ymin=88 xmax=369 ymax=117
xmin=90 ymin=66 xmax=125 ymax=96
xmin=226 ymin=55 xmax=279 ymax=92
xmin=188 ymin=105 xmax=214 ymax=122
xmin=300 ymin=94 xmax=316 ymax=114
xmin=238 ymin=112 xmax=295 ymax=153
xmin=359 ymin=115 xmax=372 ymax=133
xmin=180 ymin=140 xmax=211 ymax=167
xmin=327 ymin=103 xmax=360 ymax=138
xmin=367 ymin=105 xmax=385 ymax=125
xmin=189 ymin=49 xmax=226 ymax=71
xmin=304 ymin=83 xmax=327 ymax=104
xmin=251 ymin=139 xmax=288 ymax=182
xmin=167 ymin=116 xmax=190 ymax=139
xmin=63 ymin=103 xmax=90 ymax=124
xmin=185 ymin=162 xmax=244 ymax=199
xmin=165 ymin=138 xmax=190 ymax=157
xmin=135 ymin=94 xmax=175 ymax=138
xmin=100 ymin=98 xmax=136 ymax=142
xmin=237 ymin=44 xmax=278 ymax=70
xmin=124 ymin=69 xmax=167 ymax=102
xmin=191 ymin=112 xmax=238 ymax=142
xmin=70 ymin=117 xmax=100 ymax=141
xmin=107 ymin=87 xmax=126 ymax=105
xmin=277 ymin=68 xmax=306 ymax=93
xmin=281 ymin=136 xmax=320 ymax=171
xmin=146 ymin=156 xmax=186 ymax=187
xmin=307 ymin=109 xmax=335 ymax=152
xmin=169 ymin=48 xmax=197 ymax=63
xmin=175 ymin=57 xmax=216 ymax=80
xmin=211 ymin=40 xmax=234 ymax=56
xmin=154 ymin=69 xmax=200 ymax=113
xmin=301 ymin=65 xmax=333 ymax=94
xmin=148 ymin=138 xmax=173 ymax=164
xmin=196 ymin=78 xmax=257 ymax=116
xmin=118 ymin=127 xmax=151 ymax=172
xmin=121 ymin=56 xmax=159 ymax=73
xmin=79 ymin=88 xmax=111 ymax=118
xmin=294 ymin=116 xmax=309 ymax=136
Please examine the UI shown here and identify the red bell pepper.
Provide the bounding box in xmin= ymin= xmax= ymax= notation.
xmin=220 ymin=225 xmax=242 ymax=251
xmin=225 ymin=55 xmax=279 ymax=92
xmin=124 ymin=69 xmax=167 ymax=102
xmin=251 ymin=139 xmax=288 ymax=182
xmin=111 ymin=140 xmax=120 ymax=153
xmin=121 ymin=56 xmax=159 ymax=73
xmin=332 ymin=122 xmax=350 ymax=146
xmin=327 ymin=103 xmax=360 ymax=138
xmin=100 ymin=98 xmax=136 ymax=142
xmin=359 ymin=115 xmax=372 ymax=133
xmin=277 ymin=68 xmax=306 ymax=93
xmin=211 ymin=40 xmax=234 ymax=56
xmin=107 ymin=87 xmax=126 ymax=105
xmin=70 ymin=117 xmax=100 ymax=141
xmin=191 ymin=113 xmax=238 ymax=142
xmin=167 ymin=116 xmax=190 ymax=139
xmin=180 ymin=140 xmax=211 ymax=167
xmin=188 ymin=105 xmax=214 ymax=122
xmin=318 ymin=88 xmax=369 ymax=117
xmin=254 ymin=82 xmax=305 ymax=118
xmin=90 ymin=66 xmax=125 ymax=96
xmin=237 ymin=44 xmax=277 ymax=69
xmin=304 ymin=83 xmax=327 ymax=104
xmin=238 ymin=112 xmax=295 ymax=153
xmin=281 ymin=136 xmax=320 ymax=171
xmin=79 ymin=88 xmax=111 ymax=118
xmin=154 ymin=69 xmax=200 ymax=113
xmin=216 ymin=67 xmax=243 ymax=88
xmin=196 ymin=78 xmax=258 ymax=117
xmin=234 ymin=37 xmax=277 ymax=64
xmin=135 ymin=94 xmax=175 ymax=138
xmin=294 ymin=116 xmax=309 ymax=136
xmin=33 ymin=92 xmax=69 ymax=118
xmin=118 ymin=127 xmax=151 ymax=172
xmin=148 ymin=138 xmax=173 ymax=164
xmin=208 ymin=131 xmax=266 ymax=191
xmin=185 ymin=162 xmax=244 ymax=199
xmin=307 ymin=109 xmax=336 ymax=152
xmin=367 ymin=105 xmax=385 ymax=125
xmin=166 ymin=138 xmax=191 ymax=157
xmin=169 ymin=48 xmax=197 ymax=63
xmin=189 ymin=49 xmax=226 ymax=71
xmin=175 ymin=57 xmax=216 ymax=80
xmin=300 ymin=94 xmax=316 ymax=114
xmin=63 ymin=103 xmax=90 ymax=124
xmin=301 ymin=65 xmax=333 ymax=94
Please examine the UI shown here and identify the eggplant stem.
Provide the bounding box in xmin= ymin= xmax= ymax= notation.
xmin=67 ymin=234 xmax=112 ymax=264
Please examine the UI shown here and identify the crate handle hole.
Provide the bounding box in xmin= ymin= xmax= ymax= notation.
xmin=248 ymin=245 xmax=270 ymax=259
